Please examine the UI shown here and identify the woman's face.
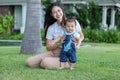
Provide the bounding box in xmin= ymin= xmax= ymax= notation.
xmin=51 ymin=6 xmax=63 ymax=22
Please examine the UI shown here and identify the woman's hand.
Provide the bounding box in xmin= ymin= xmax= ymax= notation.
xmin=72 ymin=37 xmax=78 ymax=43
xmin=75 ymin=45 xmax=80 ymax=49
xmin=79 ymin=31 xmax=84 ymax=41
xmin=60 ymin=36 xmax=65 ymax=44
xmin=46 ymin=37 xmax=62 ymax=51
xmin=72 ymin=31 xmax=84 ymax=43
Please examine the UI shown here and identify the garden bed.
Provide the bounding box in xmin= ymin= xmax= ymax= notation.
xmin=0 ymin=40 xmax=22 ymax=46
xmin=0 ymin=40 xmax=45 ymax=46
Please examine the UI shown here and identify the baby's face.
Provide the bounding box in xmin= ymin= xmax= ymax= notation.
xmin=65 ymin=22 xmax=76 ymax=33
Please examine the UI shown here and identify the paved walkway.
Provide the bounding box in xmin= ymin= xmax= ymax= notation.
xmin=0 ymin=40 xmax=95 ymax=47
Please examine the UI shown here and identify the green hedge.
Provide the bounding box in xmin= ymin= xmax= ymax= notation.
xmin=0 ymin=28 xmax=120 ymax=43
xmin=0 ymin=29 xmax=45 ymax=40
xmin=83 ymin=28 xmax=120 ymax=43
xmin=0 ymin=34 xmax=23 ymax=40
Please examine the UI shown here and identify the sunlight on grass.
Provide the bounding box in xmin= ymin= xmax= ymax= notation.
xmin=0 ymin=43 xmax=120 ymax=80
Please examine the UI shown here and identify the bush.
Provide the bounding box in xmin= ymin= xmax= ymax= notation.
xmin=0 ymin=29 xmax=45 ymax=41
xmin=41 ymin=29 xmax=45 ymax=41
xmin=105 ymin=30 xmax=119 ymax=43
xmin=101 ymin=30 xmax=119 ymax=43
xmin=118 ymin=32 xmax=120 ymax=41
xmin=89 ymin=29 xmax=101 ymax=42
xmin=0 ymin=34 xmax=23 ymax=40
xmin=83 ymin=28 xmax=120 ymax=43
xmin=8 ymin=34 xmax=23 ymax=40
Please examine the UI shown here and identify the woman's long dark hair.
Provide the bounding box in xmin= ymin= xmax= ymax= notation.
xmin=44 ymin=2 xmax=66 ymax=38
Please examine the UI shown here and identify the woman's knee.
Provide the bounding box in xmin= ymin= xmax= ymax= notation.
xmin=26 ymin=57 xmax=39 ymax=67
xmin=26 ymin=58 xmax=33 ymax=67
xmin=25 ymin=52 xmax=53 ymax=68
xmin=40 ymin=57 xmax=60 ymax=69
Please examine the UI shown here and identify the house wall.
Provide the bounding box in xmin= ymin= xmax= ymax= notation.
xmin=0 ymin=0 xmax=27 ymax=34
xmin=0 ymin=0 xmax=44 ymax=34
xmin=0 ymin=6 xmax=9 ymax=15
xmin=14 ymin=5 xmax=22 ymax=30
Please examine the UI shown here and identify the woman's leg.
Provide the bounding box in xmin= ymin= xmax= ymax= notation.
xmin=40 ymin=48 xmax=69 ymax=69
xmin=40 ymin=57 xmax=69 ymax=69
xmin=26 ymin=51 xmax=53 ymax=68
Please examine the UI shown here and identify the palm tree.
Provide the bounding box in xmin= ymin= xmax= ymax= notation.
xmin=20 ymin=0 xmax=42 ymax=54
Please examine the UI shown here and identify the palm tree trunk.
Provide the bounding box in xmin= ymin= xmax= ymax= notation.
xmin=20 ymin=0 xmax=42 ymax=54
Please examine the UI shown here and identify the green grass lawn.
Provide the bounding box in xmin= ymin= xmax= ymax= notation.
xmin=0 ymin=43 xmax=120 ymax=80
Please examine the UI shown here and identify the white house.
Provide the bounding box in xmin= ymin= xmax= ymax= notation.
xmin=0 ymin=0 xmax=120 ymax=34
xmin=60 ymin=0 xmax=120 ymax=31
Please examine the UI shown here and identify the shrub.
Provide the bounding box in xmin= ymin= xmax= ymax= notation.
xmin=0 ymin=34 xmax=23 ymax=40
xmin=82 ymin=28 xmax=90 ymax=42
xmin=8 ymin=34 xmax=23 ymax=40
xmin=89 ymin=29 xmax=101 ymax=42
xmin=105 ymin=30 xmax=119 ymax=43
xmin=83 ymin=28 xmax=119 ymax=43
xmin=41 ymin=29 xmax=45 ymax=41
xmin=2 ymin=12 xmax=14 ymax=36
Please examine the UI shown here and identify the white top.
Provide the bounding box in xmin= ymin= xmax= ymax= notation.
xmin=46 ymin=20 xmax=81 ymax=40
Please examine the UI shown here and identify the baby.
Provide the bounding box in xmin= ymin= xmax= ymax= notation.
xmin=59 ymin=17 xmax=81 ymax=70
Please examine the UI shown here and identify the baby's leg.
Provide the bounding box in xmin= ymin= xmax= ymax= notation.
xmin=70 ymin=63 xmax=74 ymax=70
xmin=58 ymin=62 xmax=66 ymax=69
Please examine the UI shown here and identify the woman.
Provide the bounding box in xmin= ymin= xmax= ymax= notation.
xmin=26 ymin=2 xmax=84 ymax=69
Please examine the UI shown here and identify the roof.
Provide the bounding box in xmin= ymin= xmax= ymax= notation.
xmin=61 ymin=0 xmax=120 ymax=7
xmin=0 ymin=0 xmax=27 ymax=3
xmin=85 ymin=0 xmax=120 ymax=6
xmin=0 ymin=0 xmax=27 ymax=5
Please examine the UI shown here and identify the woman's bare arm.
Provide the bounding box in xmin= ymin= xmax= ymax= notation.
xmin=79 ymin=31 xmax=84 ymax=42
xmin=72 ymin=31 xmax=84 ymax=43
xmin=46 ymin=37 xmax=62 ymax=51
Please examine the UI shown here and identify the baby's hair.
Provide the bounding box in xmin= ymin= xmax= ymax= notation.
xmin=64 ymin=17 xmax=76 ymax=25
